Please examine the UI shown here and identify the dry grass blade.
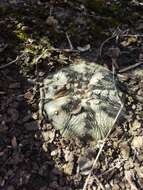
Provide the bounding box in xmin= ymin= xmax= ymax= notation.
xmin=125 ymin=170 xmax=138 ymax=190
xmin=98 ymin=159 xmax=126 ymax=177
xmin=0 ymin=53 xmax=24 ymax=69
xmin=66 ymin=32 xmax=74 ymax=50
xmin=99 ymin=27 xmax=121 ymax=57
xmin=99 ymin=35 xmax=115 ymax=57
xmin=119 ymin=62 xmax=143 ymax=73
xmin=83 ymin=103 xmax=124 ymax=190
xmin=94 ymin=176 xmax=105 ymax=190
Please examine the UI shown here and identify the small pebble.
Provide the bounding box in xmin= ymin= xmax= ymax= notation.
xmin=51 ymin=149 xmax=58 ymax=156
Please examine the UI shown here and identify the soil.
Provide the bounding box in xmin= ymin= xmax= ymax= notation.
xmin=0 ymin=0 xmax=143 ymax=190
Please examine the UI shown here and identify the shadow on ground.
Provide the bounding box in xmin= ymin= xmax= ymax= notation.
xmin=0 ymin=63 xmax=76 ymax=190
xmin=0 ymin=1 xmax=143 ymax=190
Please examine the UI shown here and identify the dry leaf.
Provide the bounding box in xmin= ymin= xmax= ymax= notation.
xmin=63 ymin=149 xmax=74 ymax=162
xmin=121 ymin=36 xmax=138 ymax=47
xmin=131 ymin=136 xmax=143 ymax=150
xmin=132 ymin=120 xmax=141 ymax=131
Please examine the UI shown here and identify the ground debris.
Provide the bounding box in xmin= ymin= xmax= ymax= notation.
xmin=0 ymin=0 xmax=143 ymax=189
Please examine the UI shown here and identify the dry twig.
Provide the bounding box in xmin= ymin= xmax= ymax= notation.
xmin=99 ymin=27 xmax=121 ymax=57
xmin=125 ymin=170 xmax=138 ymax=190
xmin=66 ymin=32 xmax=74 ymax=50
xmin=94 ymin=176 xmax=105 ymax=190
xmin=120 ymin=34 xmax=143 ymax=37
xmin=0 ymin=53 xmax=24 ymax=70
xmin=119 ymin=62 xmax=143 ymax=73
xmin=82 ymin=56 xmax=124 ymax=190
xmin=99 ymin=35 xmax=115 ymax=57
xmin=99 ymin=159 xmax=126 ymax=177
xmin=46 ymin=47 xmax=79 ymax=53
xmin=83 ymin=103 xmax=124 ymax=190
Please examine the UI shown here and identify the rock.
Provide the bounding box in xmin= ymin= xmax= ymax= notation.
xmin=39 ymin=59 xmax=125 ymax=142
xmin=51 ymin=149 xmax=58 ymax=156
xmin=105 ymin=184 xmax=111 ymax=190
xmin=132 ymin=104 xmax=136 ymax=110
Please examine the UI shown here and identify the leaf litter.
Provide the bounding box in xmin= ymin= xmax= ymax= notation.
xmin=0 ymin=0 xmax=143 ymax=190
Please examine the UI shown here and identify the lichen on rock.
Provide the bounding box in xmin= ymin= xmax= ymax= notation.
xmin=39 ymin=59 xmax=125 ymax=142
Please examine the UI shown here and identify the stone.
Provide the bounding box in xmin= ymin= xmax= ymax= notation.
xmin=39 ymin=59 xmax=125 ymax=142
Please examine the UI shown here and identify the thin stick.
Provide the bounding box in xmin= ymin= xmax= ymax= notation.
xmin=99 ymin=35 xmax=115 ymax=57
xmin=99 ymin=27 xmax=122 ymax=57
xmin=0 ymin=53 xmax=24 ymax=70
xmin=98 ymin=159 xmax=126 ymax=177
xmin=83 ymin=103 xmax=124 ymax=190
xmin=118 ymin=62 xmax=143 ymax=73
xmin=31 ymin=49 xmax=49 ymax=102
xmin=45 ymin=47 xmax=79 ymax=53
xmin=49 ymin=6 xmax=53 ymax=16
xmin=66 ymin=32 xmax=74 ymax=50
xmin=94 ymin=176 xmax=105 ymax=190
xmin=121 ymin=34 xmax=143 ymax=37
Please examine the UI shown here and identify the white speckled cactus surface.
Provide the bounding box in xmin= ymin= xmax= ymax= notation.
xmin=39 ymin=60 xmax=124 ymax=141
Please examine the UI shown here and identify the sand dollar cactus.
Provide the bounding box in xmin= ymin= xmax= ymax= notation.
xmin=39 ymin=59 xmax=124 ymax=141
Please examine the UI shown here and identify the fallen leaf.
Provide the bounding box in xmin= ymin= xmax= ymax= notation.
xmin=63 ymin=162 xmax=74 ymax=175
xmin=131 ymin=136 xmax=143 ymax=150
xmin=63 ymin=149 xmax=74 ymax=162
xmin=121 ymin=36 xmax=138 ymax=47
xmin=132 ymin=120 xmax=141 ymax=131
